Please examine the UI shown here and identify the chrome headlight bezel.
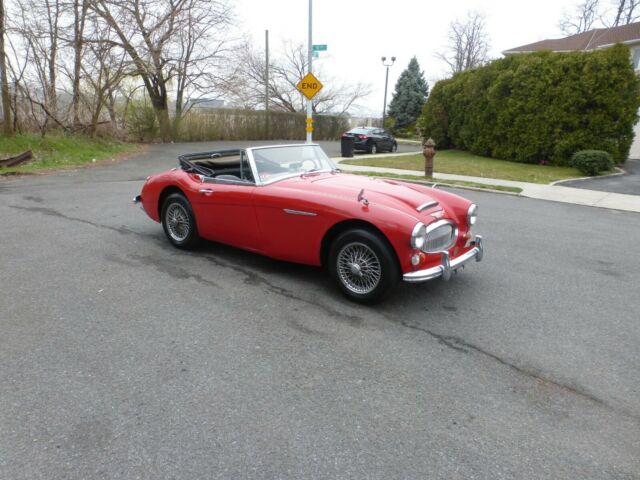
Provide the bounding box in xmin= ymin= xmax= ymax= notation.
xmin=411 ymin=220 xmax=458 ymax=253
xmin=411 ymin=222 xmax=427 ymax=250
xmin=467 ymin=203 xmax=478 ymax=226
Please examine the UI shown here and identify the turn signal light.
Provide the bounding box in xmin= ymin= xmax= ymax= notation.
xmin=411 ymin=253 xmax=427 ymax=267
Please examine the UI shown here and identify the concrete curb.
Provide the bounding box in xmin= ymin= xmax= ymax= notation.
xmin=550 ymin=167 xmax=626 ymax=186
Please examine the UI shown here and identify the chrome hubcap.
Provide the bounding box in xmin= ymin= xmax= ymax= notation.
xmin=166 ymin=203 xmax=190 ymax=241
xmin=337 ymin=242 xmax=382 ymax=294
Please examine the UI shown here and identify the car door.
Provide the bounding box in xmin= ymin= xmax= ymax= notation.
xmin=380 ymin=130 xmax=392 ymax=150
xmin=191 ymin=153 xmax=261 ymax=252
xmin=251 ymin=181 xmax=331 ymax=265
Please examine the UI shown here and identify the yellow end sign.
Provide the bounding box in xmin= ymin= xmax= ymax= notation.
xmin=297 ymin=72 xmax=323 ymax=100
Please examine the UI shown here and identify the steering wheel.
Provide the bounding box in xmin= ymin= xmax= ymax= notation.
xmin=301 ymin=159 xmax=317 ymax=171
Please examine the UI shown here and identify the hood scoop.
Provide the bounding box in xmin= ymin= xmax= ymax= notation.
xmin=417 ymin=200 xmax=439 ymax=212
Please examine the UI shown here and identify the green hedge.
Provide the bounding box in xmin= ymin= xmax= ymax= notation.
xmin=419 ymin=44 xmax=640 ymax=165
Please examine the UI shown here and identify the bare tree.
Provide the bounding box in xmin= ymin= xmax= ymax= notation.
xmin=88 ymin=0 xmax=187 ymax=141
xmin=171 ymin=0 xmax=232 ymax=132
xmin=12 ymin=0 xmax=63 ymax=130
xmin=560 ymin=0 xmax=601 ymax=34
xmin=0 ymin=0 xmax=12 ymax=135
xmin=228 ymin=40 xmax=371 ymax=115
xmin=608 ymin=0 xmax=640 ymax=25
xmin=70 ymin=0 xmax=89 ymax=127
xmin=87 ymin=0 xmax=233 ymax=141
xmin=437 ymin=12 xmax=490 ymax=75
xmin=80 ymin=19 xmax=128 ymax=136
xmin=561 ymin=0 xmax=640 ymax=34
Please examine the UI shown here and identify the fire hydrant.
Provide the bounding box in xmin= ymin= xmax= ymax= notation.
xmin=422 ymin=138 xmax=436 ymax=178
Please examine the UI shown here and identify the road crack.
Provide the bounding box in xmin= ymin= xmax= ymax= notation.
xmin=394 ymin=316 xmax=640 ymax=423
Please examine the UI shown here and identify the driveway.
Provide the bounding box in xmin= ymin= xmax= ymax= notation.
xmin=1 ymin=142 xmax=639 ymax=479
xmin=561 ymin=158 xmax=640 ymax=195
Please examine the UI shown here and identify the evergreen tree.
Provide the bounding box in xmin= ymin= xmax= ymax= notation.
xmin=387 ymin=57 xmax=429 ymax=134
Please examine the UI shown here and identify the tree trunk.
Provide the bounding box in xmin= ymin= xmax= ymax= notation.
xmin=154 ymin=104 xmax=172 ymax=142
xmin=0 ymin=0 xmax=13 ymax=136
xmin=150 ymin=92 xmax=172 ymax=142
xmin=72 ymin=0 xmax=88 ymax=127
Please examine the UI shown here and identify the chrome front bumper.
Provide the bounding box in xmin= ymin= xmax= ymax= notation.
xmin=133 ymin=195 xmax=144 ymax=210
xmin=403 ymin=235 xmax=484 ymax=283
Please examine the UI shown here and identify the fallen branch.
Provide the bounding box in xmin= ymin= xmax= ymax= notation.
xmin=0 ymin=150 xmax=33 ymax=167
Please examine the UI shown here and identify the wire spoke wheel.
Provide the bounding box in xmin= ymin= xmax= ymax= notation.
xmin=337 ymin=242 xmax=382 ymax=295
xmin=165 ymin=203 xmax=190 ymax=242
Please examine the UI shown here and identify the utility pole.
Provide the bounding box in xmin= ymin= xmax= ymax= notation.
xmin=265 ymin=29 xmax=269 ymax=140
xmin=306 ymin=0 xmax=313 ymax=143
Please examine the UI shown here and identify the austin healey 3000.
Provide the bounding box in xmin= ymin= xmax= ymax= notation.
xmin=134 ymin=144 xmax=483 ymax=303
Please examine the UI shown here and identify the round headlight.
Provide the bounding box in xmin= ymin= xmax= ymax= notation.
xmin=467 ymin=204 xmax=478 ymax=226
xmin=411 ymin=223 xmax=427 ymax=249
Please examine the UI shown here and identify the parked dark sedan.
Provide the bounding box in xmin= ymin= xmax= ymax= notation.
xmin=342 ymin=127 xmax=398 ymax=154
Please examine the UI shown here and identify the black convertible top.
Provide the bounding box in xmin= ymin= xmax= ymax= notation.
xmin=178 ymin=149 xmax=243 ymax=177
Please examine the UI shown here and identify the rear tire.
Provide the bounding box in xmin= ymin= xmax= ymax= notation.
xmin=369 ymin=143 xmax=378 ymax=154
xmin=161 ymin=193 xmax=199 ymax=249
xmin=328 ymin=229 xmax=399 ymax=304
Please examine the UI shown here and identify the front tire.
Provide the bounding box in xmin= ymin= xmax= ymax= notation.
xmin=391 ymin=142 xmax=398 ymax=152
xmin=328 ymin=229 xmax=399 ymax=304
xmin=161 ymin=193 xmax=199 ymax=249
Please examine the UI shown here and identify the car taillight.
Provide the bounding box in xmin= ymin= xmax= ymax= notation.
xmin=358 ymin=134 xmax=368 ymax=140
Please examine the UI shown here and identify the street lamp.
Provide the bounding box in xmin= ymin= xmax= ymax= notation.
xmin=381 ymin=56 xmax=396 ymax=127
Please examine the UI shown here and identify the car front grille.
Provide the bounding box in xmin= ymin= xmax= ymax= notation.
xmin=423 ymin=221 xmax=457 ymax=253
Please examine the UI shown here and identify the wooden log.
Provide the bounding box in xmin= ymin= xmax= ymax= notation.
xmin=0 ymin=150 xmax=33 ymax=167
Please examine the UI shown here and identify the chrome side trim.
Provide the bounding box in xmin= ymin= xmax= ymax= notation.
xmin=417 ymin=200 xmax=439 ymax=212
xmin=403 ymin=235 xmax=484 ymax=283
xmin=283 ymin=209 xmax=317 ymax=217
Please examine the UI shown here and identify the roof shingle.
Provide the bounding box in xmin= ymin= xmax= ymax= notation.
xmin=503 ymin=21 xmax=640 ymax=54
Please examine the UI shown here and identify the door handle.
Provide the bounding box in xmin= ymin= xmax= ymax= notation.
xmin=199 ymin=188 xmax=214 ymax=196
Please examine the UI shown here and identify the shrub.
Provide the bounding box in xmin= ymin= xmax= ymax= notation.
xmin=418 ymin=44 xmax=640 ymax=165
xmin=570 ymin=150 xmax=613 ymax=175
xmin=126 ymin=101 xmax=158 ymax=141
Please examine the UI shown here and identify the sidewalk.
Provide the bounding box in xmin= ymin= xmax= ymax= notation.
xmin=333 ymin=156 xmax=640 ymax=214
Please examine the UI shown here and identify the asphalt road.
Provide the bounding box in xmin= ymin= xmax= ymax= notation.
xmin=562 ymin=158 xmax=640 ymax=195
xmin=1 ymin=142 xmax=639 ymax=480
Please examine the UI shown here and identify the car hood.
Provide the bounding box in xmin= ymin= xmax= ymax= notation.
xmin=278 ymin=173 xmax=445 ymax=217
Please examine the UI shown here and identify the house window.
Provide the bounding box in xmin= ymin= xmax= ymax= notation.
xmin=632 ymin=48 xmax=640 ymax=70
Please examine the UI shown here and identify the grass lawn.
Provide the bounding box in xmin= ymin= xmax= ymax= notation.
xmin=350 ymin=171 xmax=523 ymax=194
xmin=342 ymin=150 xmax=587 ymax=184
xmin=0 ymin=134 xmax=136 ymax=174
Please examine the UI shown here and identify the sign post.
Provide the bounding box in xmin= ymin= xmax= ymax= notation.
xmin=297 ymin=72 xmax=323 ymax=139
xmin=306 ymin=0 xmax=313 ymax=143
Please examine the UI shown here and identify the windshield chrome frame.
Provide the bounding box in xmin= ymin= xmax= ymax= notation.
xmin=245 ymin=144 xmax=336 ymax=186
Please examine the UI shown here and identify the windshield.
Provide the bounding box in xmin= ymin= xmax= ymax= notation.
xmin=250 ymin=145 xmax=336 ymax=184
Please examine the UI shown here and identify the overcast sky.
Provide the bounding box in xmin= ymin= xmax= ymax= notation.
xmin=234 ymin=0 xmax=579 ymax=116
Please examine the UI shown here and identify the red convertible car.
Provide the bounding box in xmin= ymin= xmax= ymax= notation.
xmin=134 ymin=144 xmax=483 ymax=303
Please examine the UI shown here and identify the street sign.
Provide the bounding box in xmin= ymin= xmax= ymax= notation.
xmin=312 ymin=44 xmax=327 ymax=51
xmin=312 ymin=51 xmax=319 ymax=58
xmin=296 ymin=72 xmax=323 ymax=100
